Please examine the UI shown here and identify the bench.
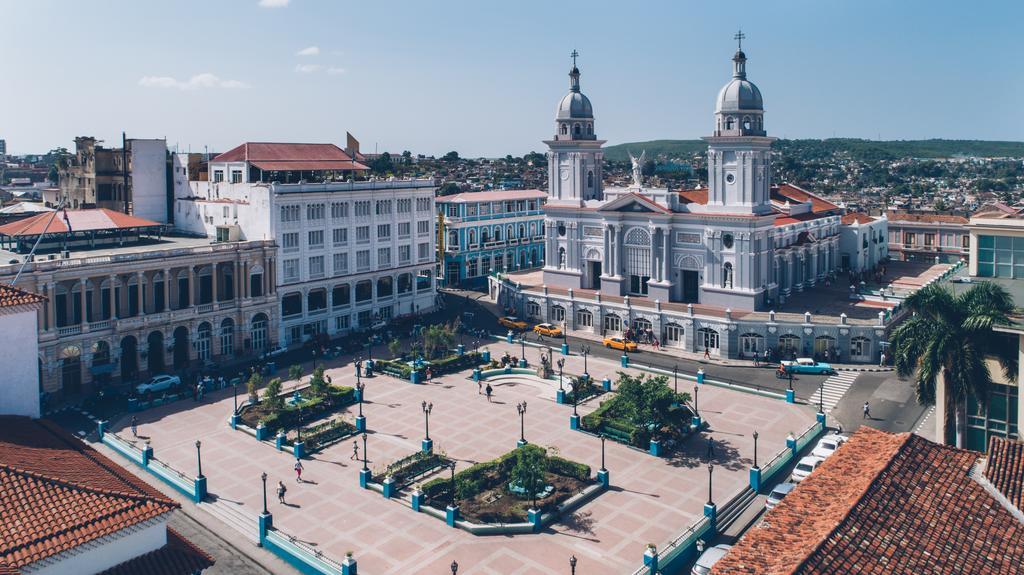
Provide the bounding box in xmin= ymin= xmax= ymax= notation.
xmin=601 ymin=426 xmax=633 ymax=445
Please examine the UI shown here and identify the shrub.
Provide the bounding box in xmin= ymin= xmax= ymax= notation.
xmin=309 ymin=364 xmax=327 ymax=396
xmin=388 ymin=338 xmax=402 ymax=358
xmin=288 ymin=364 xmax=303 ymax=382
xmin=247 ymin=372 xmax=263 ymax=404
xmin=263 ymin=378 xmax=284 ymax=410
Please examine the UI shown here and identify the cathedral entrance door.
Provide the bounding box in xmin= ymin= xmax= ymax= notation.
xmin=588 ymin=261 xmax=602 ymax=290
xmin=682 ymin=270 xmax=699 ymax=302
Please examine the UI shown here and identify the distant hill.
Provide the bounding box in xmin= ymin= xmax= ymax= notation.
xmin=603 ymin=139 xmax=1024 ymax=162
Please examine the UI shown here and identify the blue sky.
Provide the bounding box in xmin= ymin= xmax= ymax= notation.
xmin=2 ymin=0 xmax=1021 ymax=157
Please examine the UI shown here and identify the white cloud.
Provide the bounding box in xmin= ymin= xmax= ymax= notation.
xmin=294 ymin=63 xmax=323 ymax=74
xmin=139 ymin=73 xmax=247 ymax=90
xmin=326 ymin=67 xmax=346 ymax=75
xmin=296 ymin=46 xmax=320 ymax=56
xmin=258 ymin=0 xmax=289 ymax=7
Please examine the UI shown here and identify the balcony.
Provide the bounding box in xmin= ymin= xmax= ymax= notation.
xmin=57 ymin=325 xmax=82 ymax=336
xmin=196 ymin=303 xmax=215 ymax=314
xmin=483 ymin=240 xmax=505 ymax=249
xmin=89 ymin=320 xmax=113 ymax=331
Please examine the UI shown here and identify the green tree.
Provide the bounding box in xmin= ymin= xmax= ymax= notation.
xmin=421 ymin=324 xmax=455 ymax=359
xmin=388 ymin=338 xmax=402 ymax=358
xmin=47 ymin=164 xmax=59 ymax=184
xmin=510 ymin=445 xmax=546 ymax=510
xmin=442 ymin=151 xmax=460 ymax=162
xmin=289 ymin=364 xmax=303 ymax=383
xmin=438 ymin=182 xmax=461 ymax=196
xmin=247 ymin=372 xmax=263 ymax=404
xmin=614 ymin=373 xmax=684 ymax=431
xmin=264 ymin=377 xmax=284 ymax=411
xmin=309 ymin=365 xmax=327 ymax=396
xmin=890 ymin=283 xmax=1019 ymax=446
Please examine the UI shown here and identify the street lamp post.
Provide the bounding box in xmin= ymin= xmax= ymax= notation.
xmin=600 ymin=435 xmax=606 ymax=471
xmin=693 ymin=385 xmax=699 ymax=417
xmin=195 ymin=440 xmax=203 ymax=478
xmin=752 ymin=430 xmax=760 ymax=469
xmin=570 ymin=555 xmax=577 ymax=575
xmin=673 ymin=364 xmax=679 ymax=395
xmin=819 ymin=383 xmax=824 ymax=413
xmin=519 ymin=334 xmax=526 ymax=361
xmin=449 ymin=461 xmax=457 ymax=508
xmin=261 ymin=472 xmax=268 ymax=514
xmin=557 ymin=358 xmax=565 ymax=390
xmin=572 ymin=379 xmax=579 ymax=416
xmin=357 ymin=382 xmax=365 ymax=417
xmin=707 ymin=463 xmax=714 ymax=505
xmin=581 ymin=345 xmax=590 ymax=378
xmin=361 ymin=432 xmax=368 ymax=471
xmin=422 ymin=401 xmax=433 ymax=441
xmin=232 ymin=380 xmax=238 ymax=414
xmin=297 ymin=405 xmax=303 ymax=441
xmin=517 ymin=401 xmax=527 ymax=444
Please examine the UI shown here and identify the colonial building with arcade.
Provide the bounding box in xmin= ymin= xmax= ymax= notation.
xmin=490 ymin=41 xmax=893 ymax=362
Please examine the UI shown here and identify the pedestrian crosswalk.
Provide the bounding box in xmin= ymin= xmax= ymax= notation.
xmin=813 ymin=371 xmax=859 ymax=413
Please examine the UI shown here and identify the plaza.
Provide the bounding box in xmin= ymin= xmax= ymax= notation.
xmin=103 ymin=339 xmax=815 ymax=574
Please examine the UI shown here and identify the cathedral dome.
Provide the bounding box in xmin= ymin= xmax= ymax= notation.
xmin=715 ymin=50 xmax=763 ymax=113
xmin=557 ymin=67 xmax=593 ymax=119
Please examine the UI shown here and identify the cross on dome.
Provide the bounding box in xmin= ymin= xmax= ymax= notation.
xmin=734 ymin=30 xmax=745 ymax=51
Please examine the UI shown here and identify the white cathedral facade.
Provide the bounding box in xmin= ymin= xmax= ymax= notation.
xmin=491 ymin=42 xmax=889 ymax=362
xmin=542 ymin=46 xmax=842 ymax=312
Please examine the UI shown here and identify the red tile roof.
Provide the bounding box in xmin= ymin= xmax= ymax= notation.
xmin=986 ymin=436 xmax=1024 ymax=511
xmin=98 ymin=528 xmax=214 ymax=575
xmin=436 ymin=189 xmax=547 ymax=203
xmin=772 ymin=183 xmax=840 ymax=214
xmin=712 ymin=427 xmax=1024 ymax=575
xmin=0 ymin=208 xmax=162 ymax=238
xmin=0 ymin=285 xmax=45 ymax=309
xmin=678 ymin=188 xmax=709 ymax=205
xmin=0 ymin=417 xmax=179 ymax=571
xmin=841 ymin=212 xmax=876 ymax=225
xmin=214 ymin=142 xmax=368 ymax=171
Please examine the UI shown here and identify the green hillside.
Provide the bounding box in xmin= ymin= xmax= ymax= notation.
xmin=603 ymin=139 xmax=1024 ymax=162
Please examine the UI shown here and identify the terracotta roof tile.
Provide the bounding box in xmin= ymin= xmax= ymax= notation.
xmin=886 ymin=211 xmax=969 ymax=224
xmin=841 ymin=212 xmax=876 ymax=225
xmin=98 ymin=528 xmax=214 ymax=575
xmin=712 ymin=427 xmax=1024 ymax=575
xmin=436 ymin=189 xmax=546 ymax=203
xmin=0 ymin=417 xmax=179 ymax=570
xmin=772 ymin=183 xmax=840 ymax=214
xmin=678 ymin=188 xmax=709 ymax=205
xmin=985 ymin=436 xmax=1024 ymax=511
xmin=214 ymin=142 xmax=365 ymax=167
xmin=0 ymin=208 xmax=162 ymax=238
xmin=0 ymin=285 xmax=45 ymax=309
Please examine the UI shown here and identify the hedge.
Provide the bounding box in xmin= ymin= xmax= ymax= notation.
xmin=375 ymin=352 xmax=483 ymax=381
xmin=244 ymin=385 xmax=354 ymax=434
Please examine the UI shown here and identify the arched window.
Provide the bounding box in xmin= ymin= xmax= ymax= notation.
xmin=197 ymin=322 xmax=212 ymax=361
xmin=725 ymin=117 xmax=735 ymax=130
xmin=518 ymin=224 xmax=525 ymax=238
xmin=468 ymin=229 xmax=476 ymax=246
xmin=587 ymin=123 xmax=593 ymax=135
xmin=698 ymin=328 xmax=720 ymax=351
xmin=220 ymin=318 xmax=234 ymax=357
xmin=560 ymin=124 xmax=568 ymax=135
xmin=251 ymin=313 xmax=268 ymax=352
xmin=448 ymin=230 xmax=458 ymax=247
xmin=603 ymin=313 xmax=622 ymax=333
xmin=723 ymin=262 xmax=734 ymax=288
xmin=587 ymin=171 xmax=594 ymax=189
xmin=779 ymin=334 xmax=801 ymax=355
xmin=494 ymin=227 xmax=502 ymax=241
xmin=576 ymin=309 xmax=593 ymax=329
xmin=740 ymin=333 xmax=763 ymax=356
xmin=850 ymin=336 xmax=871 ymax=360
xmin=480 ymin=229 xmax=489 ymax=243
xmin=665 ymin=323 xmax=684 ymax=346
xmin=573 ymin=123 xmax=581 ymax=135
xmin=742 ymin=116 xmax=752 ymax=130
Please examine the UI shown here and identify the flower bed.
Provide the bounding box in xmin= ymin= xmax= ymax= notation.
xmin=421 ymin=445 xmax=592 ymax=523
xmin=374 ymin=352 xmax=483 ymax=381
xmin=381 ymin=451 xmax=452 ymax=489
xmin=239 ymin=385 xmax=355 ymax=434
xmin=291 ymin=418 xmax=357 ymax=453
xmin=580 ymin=373 xmax=694 ymax=449
xmin=564 ymin=380 xmax=603 ymax=404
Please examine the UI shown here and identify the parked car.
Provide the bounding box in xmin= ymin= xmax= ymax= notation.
xmin=499 ymin=316 xmax=528 ymax=330
xmin=811 ymin=434 xmax=849 ymax=459
xmin=692 ymin=544 xmax=733 ymax=575
xmin=765 ymin=482 xmax=797 ymax=510
xmin=603 ymin=336 xmax=638 ymax=352
xmin=780 ymin=358 xmax=836 ymax=375
xmin=261 ymin=346 xmax=287 ymax=360
xmin=135 ymin=374 xmax=181 ymax=396
xmin=533 ymin=323 xmax=563 ymax=337
xmin=790 ymin=456 xmax=825 ymax=483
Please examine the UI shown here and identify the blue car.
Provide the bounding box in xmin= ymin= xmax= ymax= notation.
xmin=780 ymin=358 xmax=836 ymax=375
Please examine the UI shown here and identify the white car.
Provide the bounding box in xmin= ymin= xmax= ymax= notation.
xmin=691 ymin=544 xmax=732 ymax=575
xmin=261 ymin=346 xmax=287 ymax=360
xmin=811 ymin=434 xmax=849 ymax=459
xmin=790 ymin=456 xmax=825 ymax=483
xmin=135 ymin=374 xmax=181 ymax=395
xmin=765 ymin=482 xmax=796 ymax=510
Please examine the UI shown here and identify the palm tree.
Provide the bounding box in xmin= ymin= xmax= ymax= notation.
xmin=890 ymin=282 xmax=1018 ymax=446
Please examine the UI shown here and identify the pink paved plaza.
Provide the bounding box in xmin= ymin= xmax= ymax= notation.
xmin=107 ymin=341 xmax=814 ymax=574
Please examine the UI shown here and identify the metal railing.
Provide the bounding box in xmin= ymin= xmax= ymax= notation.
xmin=264 ymin=529 xmax=343 ymax=575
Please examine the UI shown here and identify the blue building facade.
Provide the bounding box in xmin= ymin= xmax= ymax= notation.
xmin=437 ymin=189 xmax=547 ymax=289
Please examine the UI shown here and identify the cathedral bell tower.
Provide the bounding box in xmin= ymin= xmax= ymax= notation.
xmin=544 ymin=51 xmax=605 ymax=206
xmin=703 ymin=32 xmax=776 ymax=215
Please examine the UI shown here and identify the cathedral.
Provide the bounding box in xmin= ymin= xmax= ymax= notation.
xmin=491 ymin=38 xmax=887 ymax=362
xmin=541 ymin=41 xmax=842 ymax=312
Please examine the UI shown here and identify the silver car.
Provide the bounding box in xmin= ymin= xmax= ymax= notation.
xmin=765 ymin=482 xmax=796 ymax=510
xmin=692 ymin=544 xmax=732 ymax=575
xmin=135 ymin=374 xmax=181 ymax=395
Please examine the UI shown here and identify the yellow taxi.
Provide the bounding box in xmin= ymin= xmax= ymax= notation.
xmin=603 ymin=336 xmax=638 ymax=352
xmin=532 ymin=323 xmax=563 ymax=337
xmin=498 ymin=316 xmax=528 ymax=330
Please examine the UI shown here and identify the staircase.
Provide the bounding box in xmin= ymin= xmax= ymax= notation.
xmin=199 ymin=497 xmax=259 ymax=544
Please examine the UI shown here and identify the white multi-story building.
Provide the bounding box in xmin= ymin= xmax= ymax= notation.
xmin=175 ymin=142 xmax=438 ymax=345
xmin=839 ymin=213 xmax=888 ymax=273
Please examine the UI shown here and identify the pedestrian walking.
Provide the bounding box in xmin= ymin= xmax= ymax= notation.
xmin=477 ymin=380 xmax=483 ymax=394
xmin=763 ymin=349 xmax=770 ymax=365
xmin=130 ymin=416 xmax=138 ymax=438
xmin=355 ymin=359 xmax=362 ymax=377
xmin=753 ymin=353 xmax=759 ymax=367
xmin=879 ymin=352 xmax=886 ymax=367
xmin=485 ymin=384 xmax=493 ymax=402
xmin=350 ymin=440 xmax=359 ymax=461
xmin=277 ymin=481 xmax=287 ymax=504
xmin=862 ymin=401 xmax=871 ymax=419
xmin=703 ymin=348 xmax=711 ymax=360
xmin=294 ymin=459 xmax=304 ymax=482
xmin=426 ymin=367 xmax=432 ymax=382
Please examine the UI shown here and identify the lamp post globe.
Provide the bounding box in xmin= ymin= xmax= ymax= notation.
xmin=450 ymin=560 xmax=459 ymax=575
xmin=570 ymin=555 xmax=578 ymax=574
xmin=752 ymin=430 xmax=760 ymax=468
xmin=195 ymin=440 xmax=203 ymax=478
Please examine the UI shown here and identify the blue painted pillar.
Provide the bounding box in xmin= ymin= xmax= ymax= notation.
xmin=472 ymin=368 xmax=481 ymax=381
xmin=506 ymin=331 xmax=514 ymax=344
xmin=422 ymin=438 xmax=433 ymax=454
xmin=359 ymin=468 xmax=371 ymax=489
xmin=141 ymin=444 xmax=153 ymax=466
xmin=457 ymin=344 xmax=465 ymax=356
xmin=258 ymin=512 xmax=273 ymax=548
xmin=556 ymin=389 xmax=565 ymax=404
xmin=275 ymin=431 xmax=286 ymax=451
xmin=620 ymin=354 xmax=629 ymax=368
xmin=518 ymin=358 xmax=528 ymax=368
xmin=561 ymin=343 xmax=569 ymax=356
xmin=816 ymin=411 xmax=826 ymax=426
xmin=446 ymin=505 xmax=460 ymax=527
xmin=255 ymin=424 xmax=268 ymax=441
xmin=353 ymin=387 xmax=363 ymax=403
xmin=355 ymin=415 xmax=366 ymax=433
xmin=293 ymin=441 xmax=305 ymax=459
xmin=517 ymin=439 xmax=528 ymax=448
xmin=691 ymin=414 xmax=703 ymax=429
xmin=382 ymin=476 xmax=396 ymax=498
xmin=786 ymin=434 xmax=797 ymax=459
xmin=194 ymin=475 xmax=207 ymax=503
xmin=786 ymin=389 xmax=795 ymax=403
xmin=697 ymin=369 xmax=705 ymax=384
xmin=649 ymin=439 xmax=661 ymax=457
xmin=704 ymin=502 xmax=718 ymax=535
xmin=481 ymin=350 xmax=491 ymax=363
xmin=528 ymin=508 xmax=542 ymax=532
xmin=411 ymin=490 xmax=424 ymax=512
xmin=97 ymin=420 xmax=107 ymax=439
xmin=643 ymin=547 xmax=659 ymax=574
xmin=597 ymin=468 xmax=609 ymax=487
xmin=569 ymin=414 xmax=580 ymax=430
xmin=602 ymin=377 xmax=612 ymax=392
xmin=229 ymin=414 xmax=239 ymax=429
xmin=342 ymin=555 xmax=358 ymax=575
xmin=749 ymin=467 xmax=762 ymax=492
